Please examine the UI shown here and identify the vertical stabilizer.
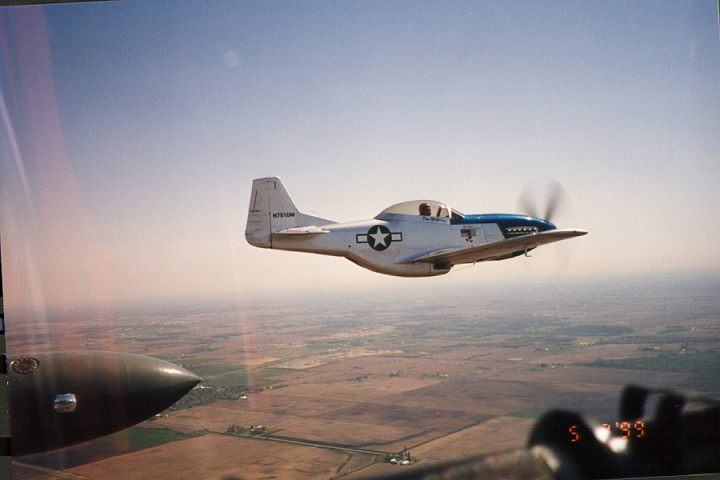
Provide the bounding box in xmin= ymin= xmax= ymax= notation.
xmin=245 ymin=177 xmax=301 ymax=248
xmin=245 ymin=177 xmax=335 ymax=248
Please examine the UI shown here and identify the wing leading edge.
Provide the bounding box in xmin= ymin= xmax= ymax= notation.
xmin=401 ymin=229 xmax=588 ymax=266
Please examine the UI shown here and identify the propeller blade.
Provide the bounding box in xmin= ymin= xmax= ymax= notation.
xmin=516 ymin=178 xmax=577 ymax=273
xmin=543 ymin=179 xmax=567 ymax=222
xmin=517 ymin=185 xmax=539 ymax=218
xmin=517 ymin=178 xmax=569 ymax=222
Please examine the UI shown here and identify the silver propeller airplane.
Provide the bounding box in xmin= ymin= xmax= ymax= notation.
xmin=246 ymin=177 xmax=587 ymax=277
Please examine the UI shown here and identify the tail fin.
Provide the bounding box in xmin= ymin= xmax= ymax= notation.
xmin=245 ymin=177 xmax=333 ymax=248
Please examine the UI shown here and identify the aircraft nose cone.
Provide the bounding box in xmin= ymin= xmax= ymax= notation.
xmin=8 ymin=352 xmax=200 ymax=456
xmin=126 ymin=356 xmax=201 ymax=403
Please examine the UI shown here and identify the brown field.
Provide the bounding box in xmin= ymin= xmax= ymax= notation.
xmin=342 ymin=453 xmax=377 ymax=476
xmin=278 ymin=419 xmax=423 ymax=450
xmin=412 ymin=417 xmax=535 ymax=461
xmin=528 ymin=343 xmax=671 ymax=364
xmin=274 ymin=376 xmax=441 ymax=401
xmin=69 ymin=434 xmax=349 ymax=480
xmin=162 ymin=394 xmax=357 ymax=433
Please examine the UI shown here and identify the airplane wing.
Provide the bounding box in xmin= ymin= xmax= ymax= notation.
xmin=401 ymin=229 xmax=587 ymax=266
xmin=273 ymin=226 xmax=330 ymax=236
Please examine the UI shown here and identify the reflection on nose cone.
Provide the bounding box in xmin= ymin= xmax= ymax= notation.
xmin=124 ymin=357 xmax=201 ymax=423
xmin=8 ymin=351 xmax=200 ymax=456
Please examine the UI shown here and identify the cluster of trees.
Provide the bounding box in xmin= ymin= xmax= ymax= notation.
xmin=378 ymin=447 xmax=414 ymax=465
xmin=226 ymin=424 xmax=266 ymax=435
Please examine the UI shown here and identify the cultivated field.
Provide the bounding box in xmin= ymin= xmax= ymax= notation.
xmin=9 ymin=275 xmax=720 ymax=479
xmin=70 ymin=434 xmax=354 ymax=480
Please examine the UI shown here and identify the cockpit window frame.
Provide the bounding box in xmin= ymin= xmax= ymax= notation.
xmin=376 ymin=200 xmax=459 ymax=219
xmin=450 ymin=208 xmax=465 ymax=222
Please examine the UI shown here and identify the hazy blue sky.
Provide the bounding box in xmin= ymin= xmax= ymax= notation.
xmin=1 ymin=1 xmax=719 ymax=310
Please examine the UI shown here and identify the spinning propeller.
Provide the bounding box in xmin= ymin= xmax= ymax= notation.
xmin=516 ymin=178 xmax=570 ymax=223
xmin=516 ymin=178 xmax=578 ymax=273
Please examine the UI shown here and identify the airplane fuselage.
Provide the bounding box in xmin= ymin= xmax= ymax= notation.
xmin=269 ymin=213 xmax=555 ymax=277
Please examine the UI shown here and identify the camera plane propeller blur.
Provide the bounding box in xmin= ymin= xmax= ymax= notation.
xmin=246 ymin=177 xmax=587 ymax=277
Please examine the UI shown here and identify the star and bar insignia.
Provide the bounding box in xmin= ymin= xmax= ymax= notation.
xmin=356 ymin=225 xmax=403 ymax=251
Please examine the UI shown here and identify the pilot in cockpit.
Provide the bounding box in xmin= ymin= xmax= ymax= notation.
xmin=419 ymin=202 xmax=432 ymax=216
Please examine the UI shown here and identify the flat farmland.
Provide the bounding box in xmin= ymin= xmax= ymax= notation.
xmin=274 ymin=401 xmax=481 ymax=452
xmin=413 ymin=417 xmax=535 ymax=461
xmin=276 ymin=419 xmax=425 ymax=450
xmin=163 ymin=394 xmax=357 ymax=433
xmin=9 ymin=275 xmax=720 ymax=479
xmin=68 ymin=434 xmax=354 ymax=480
xmin=498 ymin=364 xmax=691 ymax=391
xmin=273 ymin=376 xmax=441 ymax=402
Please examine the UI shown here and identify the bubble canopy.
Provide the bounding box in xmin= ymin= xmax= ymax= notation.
xmin=375 ymin=200 xmax=465 ymax=220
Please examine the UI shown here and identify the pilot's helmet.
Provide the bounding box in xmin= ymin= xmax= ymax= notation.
xmin=419 ymin=202 xmax=431 ymax=216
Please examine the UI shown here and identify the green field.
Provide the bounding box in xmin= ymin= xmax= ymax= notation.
xmin=186 ymin=365 xmax=244 ymax=378
xmin=204 ymin=367 xmax=282 ymax=387
xmin=104 ymin=427 xmax=192 ymax=450
xmin=582 ymin=350 xmax=720 ymax=373
xmin=506 ymin=411 xmax=539 ymax=420
xmin=162 ymin=357 xmax=223 ymax=364
xmin=582 ymin=350 xmax=720 ymax=393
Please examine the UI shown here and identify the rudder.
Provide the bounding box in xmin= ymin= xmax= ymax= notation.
xmin=245 ymin=177 xmax=301 ymax=248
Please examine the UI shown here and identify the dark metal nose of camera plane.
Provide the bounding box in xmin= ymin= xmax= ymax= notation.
xmin=8 ymin=351 xmax=200 ymax=456
xmin=126 ymin=354 xmax=200 ymax=398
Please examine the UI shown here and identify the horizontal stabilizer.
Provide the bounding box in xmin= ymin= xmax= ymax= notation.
xmin=401 ymin=228 xmax=588 ymax=266
xmin=274 ymin=226 xmax=330 ymax=236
